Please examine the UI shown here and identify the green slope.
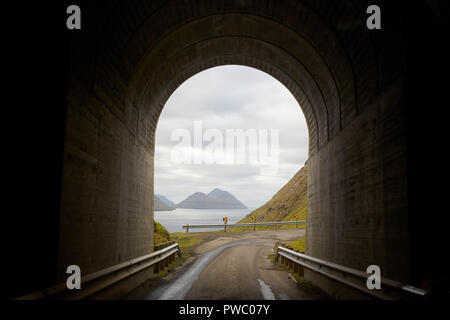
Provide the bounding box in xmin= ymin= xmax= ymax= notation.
xmin=154 ymin=221 xmax=171 ymax=245
xmin=239 ymin=162 xmax=308 ymax=225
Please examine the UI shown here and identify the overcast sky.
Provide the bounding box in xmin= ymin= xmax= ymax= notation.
xmin=154 ymin=65 xmax=308 ymax=208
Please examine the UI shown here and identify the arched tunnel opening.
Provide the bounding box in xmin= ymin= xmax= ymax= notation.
xmin=6 ymin=0 xmax=450 ymax=300
xmin=153 ymin=65 xmax=309 ymax=234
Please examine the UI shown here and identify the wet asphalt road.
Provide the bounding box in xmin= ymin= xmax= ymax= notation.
xmin=141 ymin=229 xmax=327 ymax=300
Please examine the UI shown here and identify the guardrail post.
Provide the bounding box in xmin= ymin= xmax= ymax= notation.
xmin=298 ymin=264 xmax=304 ymax=276
xmin=186 ymin=225 xmax=189 ymax=233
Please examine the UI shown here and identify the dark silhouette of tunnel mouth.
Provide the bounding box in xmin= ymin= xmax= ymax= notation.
xmin=56 ymin=1 xmax=413 ymax=299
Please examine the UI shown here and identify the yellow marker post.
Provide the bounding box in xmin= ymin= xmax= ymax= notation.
xmin=251 ymin=216 xmax=256 ymax=231
xmin=223 ymin=217 xmax=227 ymax=232
xmin=294 ymin=215 xmax=298 ymax=228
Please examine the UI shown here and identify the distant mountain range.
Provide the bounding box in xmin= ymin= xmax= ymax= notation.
xmin=154 ymin=188 xmax=247 ymax=210
xmin=175 ymin=188 xmax=247 ymax=209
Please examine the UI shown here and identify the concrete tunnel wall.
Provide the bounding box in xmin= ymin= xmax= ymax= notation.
xmin=60 ymin=0 xmax=410 ymax=294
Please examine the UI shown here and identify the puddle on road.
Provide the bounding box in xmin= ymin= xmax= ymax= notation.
xmin=145 ymin=241 xmax=271 ymax=300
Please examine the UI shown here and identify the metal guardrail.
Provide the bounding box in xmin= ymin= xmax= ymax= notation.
xmin=16 ymin=241 xmax=181 ymax=300
xmin=182 ymin=220 xmax=306 ymax=232
xmin=276 ymin=245 xmax=427 ymax=299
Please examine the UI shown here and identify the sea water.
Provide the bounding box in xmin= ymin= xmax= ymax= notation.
xmin=154 ymin=208 xmax=254 ymax=233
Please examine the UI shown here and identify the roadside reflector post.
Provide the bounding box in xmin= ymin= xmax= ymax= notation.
xmin=223 ymin=217 xmax=227 ymax=232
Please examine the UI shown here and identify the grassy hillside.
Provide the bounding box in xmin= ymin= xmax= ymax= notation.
xmin=154 ymin=221 xmax=171 ymax=245
xmin=239 ymin=162 xmax=308 ymax=225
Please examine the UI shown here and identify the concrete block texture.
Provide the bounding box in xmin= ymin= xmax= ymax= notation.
xmin=60 ymin=0 xmax=409 ymax=294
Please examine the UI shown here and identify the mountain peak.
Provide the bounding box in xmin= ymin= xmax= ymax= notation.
xmin=176 ymin=188 xmax=247 ymax=209
xmin=208 ymin=188 xmax=228 ymax=198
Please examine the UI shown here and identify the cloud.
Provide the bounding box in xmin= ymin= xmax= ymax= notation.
xmin=155 ymin=65 xmax=309 ymax=207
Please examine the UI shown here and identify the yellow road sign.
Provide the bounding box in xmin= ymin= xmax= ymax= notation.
xmin=251 ymin=216 xmax=256 ymax=222
xmin=223 ymin=217 xmax=228 ymax=224
xmin=293 ymin=215 xmax=298 ymax=220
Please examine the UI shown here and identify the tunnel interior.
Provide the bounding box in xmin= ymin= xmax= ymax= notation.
xmin=61 ymin=0 xmax=407 ymax=288
xmin=7 ymin=0 xmax=450 ymax=299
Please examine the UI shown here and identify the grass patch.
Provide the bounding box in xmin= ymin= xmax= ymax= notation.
xmin=152 ymin=232 xmax=204 ymax=277
xmin=152 ymin=223 xmax=207 ymax=277
xmin=287 ymin=238 xmax=306 ymax=252
xmin=267 ymin=253 xmax=276 ymax=262
xmin=228 ymin=223 xmax=306 ymax=233
xmin=171 ymin=232 xmax=202 ymax=248
xmin=153 ymin=232 xmax=208 ymax=276
xmin=154 ymin=221 xmax=170 ymax=245
xmin=289 ymin=271 xmax=308 ymax=284
xmin=153 ymin=257 xmax=184 ymax=278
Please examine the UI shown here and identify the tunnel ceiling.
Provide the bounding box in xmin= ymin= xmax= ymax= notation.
xmin=70 ymin=0 xmax=404 ymax=156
